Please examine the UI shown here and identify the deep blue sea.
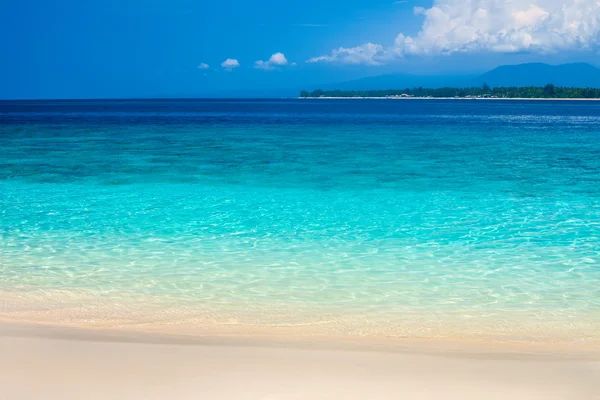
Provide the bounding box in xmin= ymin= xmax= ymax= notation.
xmin=1 ymin=99 xmax=599 ymax=342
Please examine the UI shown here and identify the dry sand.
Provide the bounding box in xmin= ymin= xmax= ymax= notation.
xmin=1 ymin=322 xmax=599 ymax=399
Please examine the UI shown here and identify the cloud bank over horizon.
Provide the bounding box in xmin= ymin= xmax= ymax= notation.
xmin=307 ymin=43 xmax=386 ymax=65
xmin=309 ymin=0 xmax=600 ymax=65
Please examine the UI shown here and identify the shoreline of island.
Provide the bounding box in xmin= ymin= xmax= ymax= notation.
xmin=298 ymin=96 xmax=600 ymax=100
xmin=298 ymin=85 xmax=600 ymax=101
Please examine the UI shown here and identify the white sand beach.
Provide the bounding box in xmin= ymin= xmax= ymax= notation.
xmin=1 ymin=322 xmax=599 ymax=400
xmin=300 ymin=96 xmax=600 ymax=100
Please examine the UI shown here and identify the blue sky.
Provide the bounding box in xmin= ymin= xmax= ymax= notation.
xmin=1 ymin=0 xmax=599 ymax=99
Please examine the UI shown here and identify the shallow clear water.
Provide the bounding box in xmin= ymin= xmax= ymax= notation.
xmin=1 ymin=99 xmax=599 ymax=341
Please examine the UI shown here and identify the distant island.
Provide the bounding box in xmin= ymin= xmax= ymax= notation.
xmin=300 ymin=85 xmax=600 ymax=99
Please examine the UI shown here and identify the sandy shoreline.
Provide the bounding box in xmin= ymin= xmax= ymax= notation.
xmin=2 ymin=321 xmax=599 ymax=399
xmin=2 ymin=308 xmax=599 ymax=346
xmin=2 ymin=294 xmax=599 ymax=347
xmin=2 ymin=289 xmax=599 ymax=345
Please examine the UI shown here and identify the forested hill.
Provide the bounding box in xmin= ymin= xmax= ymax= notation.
xmin=300 ymin=85 xmax=600 ymax=99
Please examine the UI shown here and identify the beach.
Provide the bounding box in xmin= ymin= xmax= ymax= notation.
xmin=1 ymin=321 xmax=599 ymax=400
xmin=6 ymin=0 xmax=600 ymax=393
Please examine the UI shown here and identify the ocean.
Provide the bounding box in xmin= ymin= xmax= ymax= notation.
xmin=1 ymin=99 xmax=599 ymax=342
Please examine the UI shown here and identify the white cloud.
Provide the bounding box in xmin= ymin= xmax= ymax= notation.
xmin=198 ymin=63 xmax=210 ymax=69
xmin=394 ymin=0 xmax=600 ymax=56
xmin=307 ymin=43 xmax=386 ymax=65
xmin=309 ymin=0 xmax=600 ymax=63
xmin=254 ymin=60 xmax=272 ymax=70
xmin=269 ymin=52 xmax=288 ymax=65
xmin=221 ymin=58 xmax=240 ymax=71
xmin=254 ymin=52 xmax=290 ymax=70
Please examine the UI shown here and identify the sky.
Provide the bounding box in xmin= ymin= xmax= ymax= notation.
xmin=1 ymin=0 xmax=600 ymax=99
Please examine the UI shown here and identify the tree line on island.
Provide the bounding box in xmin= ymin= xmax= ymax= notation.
xmin=300 ymin=84 xmax=600 ymax=99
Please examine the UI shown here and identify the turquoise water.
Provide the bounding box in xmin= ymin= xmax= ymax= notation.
xmin=1 ymin=99 xmax=599 ymax=341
